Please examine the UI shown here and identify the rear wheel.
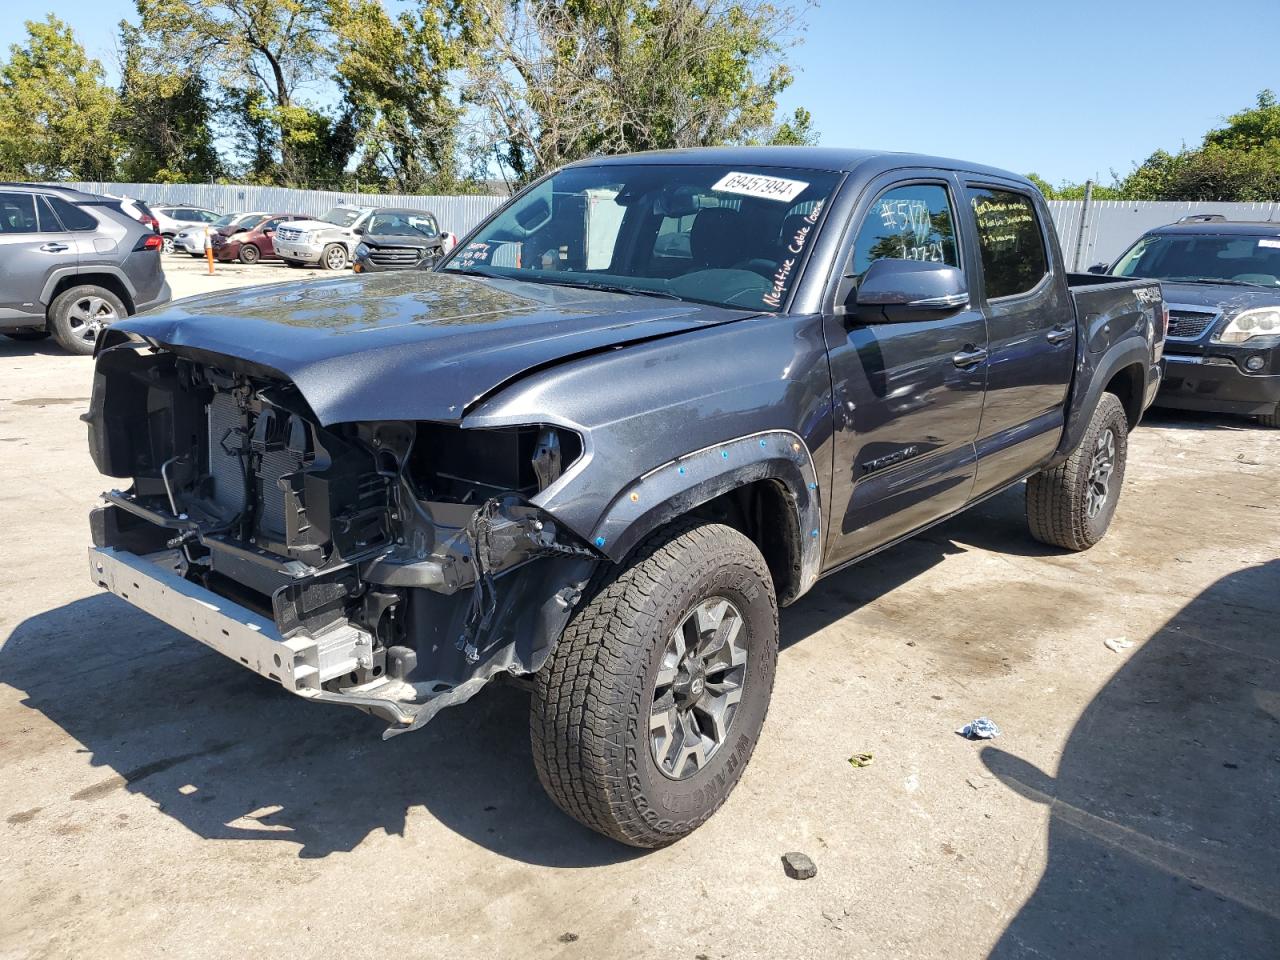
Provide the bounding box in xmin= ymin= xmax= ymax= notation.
xmin=48 ymin=285 xmax=126 ymax=355
xmin=238 ymin=243 xmax=260 ymax=264
xmin=1258 ymin=403 xmax=1280 ymax=428
xmin=531 ymin=520 xmax=778 ymax=848
xmin=1027 ymin=392 xmax=1129 ymax=551
xmin=321 ymin=243 xmax=347 ymax=270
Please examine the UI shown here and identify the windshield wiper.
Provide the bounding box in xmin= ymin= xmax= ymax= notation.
xmin=1165 ymin=276 xmax=1274 ymax=288
xmin=527 ymin=277 xmax=683 ymax=300
xmin=445 ymin=265 xmax=505 ymax=279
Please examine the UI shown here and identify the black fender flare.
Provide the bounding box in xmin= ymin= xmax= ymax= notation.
xmin=588 ymin=430 xmax=824 ymax=597
xmin=39 ymin=265 xmax=138 ymax=308
xmin=1055 ymin=335 xmax=1151 ymax=462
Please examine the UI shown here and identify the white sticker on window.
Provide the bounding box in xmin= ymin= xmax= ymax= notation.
xmin=711 ymin=171 xmax=809 ymax=203
xmin=1258 ymin=238 xmax=1280 ymax=249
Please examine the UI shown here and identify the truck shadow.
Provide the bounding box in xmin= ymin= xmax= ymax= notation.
xmin=982 ymin=559 xmax=1280 ymax=959
xmin=1140 ymin=408 xmax=1266 ymax=432
xmin=0 ymin=481 xmax=1053 ymax=865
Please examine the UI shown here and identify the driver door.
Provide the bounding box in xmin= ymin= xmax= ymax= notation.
xmin=822 ymin=173 xmax=988 ymax=569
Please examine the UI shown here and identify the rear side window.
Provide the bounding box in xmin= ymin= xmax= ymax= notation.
xmin=46 ymin=196 xmax=99 ymax=231
xmin=0 ymin=192 xmax=38 ymax=233
xmin=849 ymin=183 xmax=960 ymax=279
xmin=969 ymin=188 xmax=1048 ymax=299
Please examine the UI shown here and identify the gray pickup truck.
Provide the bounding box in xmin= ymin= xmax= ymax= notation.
xmin=85 ymin=147 xmax=1164 ymax=847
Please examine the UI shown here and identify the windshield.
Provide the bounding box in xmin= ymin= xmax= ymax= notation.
xmin=1112 ymin=233 xmax=1280 ymax=287
xmin=235 ymin=215 xmax=267 ymax=232
xmin=440 ymin=163 xmax=841 ymax=310
xmin=321 ymin=206 xmax=366 ymax=227
xmin=367 ymin=211 xmax=437 ymax=238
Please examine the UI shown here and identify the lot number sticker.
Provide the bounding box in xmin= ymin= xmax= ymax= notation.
xmin=711 ymin=172 xmax=810 ymax=203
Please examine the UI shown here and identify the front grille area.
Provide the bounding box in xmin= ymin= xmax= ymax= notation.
xmin=368 ymin=246 xmax=422 ymax=266
xmin=275 ymin=226 xmax=306 ymax=243
xmin=1167 ymin=309 xmax=1218 ymax=340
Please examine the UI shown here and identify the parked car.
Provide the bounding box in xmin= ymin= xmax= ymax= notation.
xmin=111 ymin=195 xmax=160 ymax=234
xmin=211 ymin=213 xmax=308 ymax=264
xmin=0 ymin=183 xmax=169 ymax=354
xmin=174 ymin=212 xmax=267 ymax=257
xmin=1092 ymin=216 xmax=1280 ymax=426
xmin=273 ymin=204 xmax=375 ymax=270
xmin=85 ymin=147 xmax=1164 ymax=847
xmin=351 ymin=208 xmax=445 ymax=272
xmin=151 ymin=205 xmax=222 ymax=254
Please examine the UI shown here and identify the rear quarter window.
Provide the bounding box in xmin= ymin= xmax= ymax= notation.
xmin=969 ymin=187 xmax=1048 ymax=299
xmin=46 ymin=196 xmax=99 ymax=231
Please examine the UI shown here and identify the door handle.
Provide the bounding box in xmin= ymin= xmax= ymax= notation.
xmin=39 ymin=242 xmax=69 ymax=253
xmin=1046 ymin=326 xmax=1072 ymax=345
xmin=952 ymin=346 xmax=988 ymax=369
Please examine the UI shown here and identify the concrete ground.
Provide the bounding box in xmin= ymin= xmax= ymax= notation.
xmin=1 ymin=257 xmax=1277 ymax=959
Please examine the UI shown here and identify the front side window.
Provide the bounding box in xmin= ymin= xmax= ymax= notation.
xmin=0 ymin=192 xmax=38 ymax=233
xmin=849 ymin=183 xmax=959 ymax=280
xmin=969 ymin=187 xmax=1048 ymax=299
xmin=441 ymin=163 xmax=841 ymax=311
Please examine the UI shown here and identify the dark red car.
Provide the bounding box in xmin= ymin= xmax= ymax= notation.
xmin=211 ymin=213 xmax=307 ymax=264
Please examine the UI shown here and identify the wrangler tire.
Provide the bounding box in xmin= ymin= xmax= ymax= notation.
xmin=1027 ymin=392 xmax=1129 ymax=551
xmin=531 ymin=520 xmax=778 ymax=848
xmin=1258 ymin=403 xmax=1280 ymax=428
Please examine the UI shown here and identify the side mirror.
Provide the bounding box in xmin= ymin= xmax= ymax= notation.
xmin=352 ymin=226 xmax=365 ymax=236
xmin=841 ymin=259 xmax=968 ymax=323
xmin=1086 ymin=262 xmax=1109 ymax=275
xmin=263 ymin=228 xmax=274 ymax=236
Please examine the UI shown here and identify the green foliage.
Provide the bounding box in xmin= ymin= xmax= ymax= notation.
xmin=114 ymin=21 xmax=221 ymax=182
xmin=0 ymin=0 xmax=817 ymax=189
xmin=0 ymin=16 xmax=118 ymax=180
xmin=467 ymin=0 xmax=814 ymax=184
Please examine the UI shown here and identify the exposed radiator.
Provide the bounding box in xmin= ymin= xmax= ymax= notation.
xmin=207 ymin=393 xmax=247 ymax=517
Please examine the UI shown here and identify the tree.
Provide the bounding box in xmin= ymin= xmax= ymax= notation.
xmin=114 ymin=21 xmax=221 ymax=183
xmin=135 ymin=0 xmax=350 ymax=185
xmin=0 ymin=16 xmax=118 ymax=181
xmin=331 ymin=0 xmax=478 ymax=192
xmin=465 ymin=0 xmax=813 ymax=184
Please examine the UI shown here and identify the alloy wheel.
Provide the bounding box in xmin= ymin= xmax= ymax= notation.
xmin=650 ymin=596 xmax=748 ymax=780
xmin=1086 ymin=427 xmax=1116 ymax=518
xmin=326 ymin=246 xmax=346 ymax=270
xmin=65 ymin=296 xmax=119 ymax=344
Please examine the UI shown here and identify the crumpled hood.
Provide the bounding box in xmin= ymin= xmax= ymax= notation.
xmin=113 ymin=271 xmax=756 ymax=424
xmin=1160 ymin=281 xmax=1280 ymax=316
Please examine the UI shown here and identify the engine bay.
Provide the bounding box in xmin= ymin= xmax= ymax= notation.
xmin=86 ymin=340 xmax=597 ymax=731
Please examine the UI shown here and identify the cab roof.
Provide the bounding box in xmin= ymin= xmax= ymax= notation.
xmin=565 ymin=146 xmax=1031 ymax=187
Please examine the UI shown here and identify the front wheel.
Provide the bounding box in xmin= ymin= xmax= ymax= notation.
xmin=161 ymin=235 xmax=175 ymax=255
xmin=1258 ymin=403 xmax=1280 ymax=428
xmin=531 ymin=520 xmax=778 ymax=848
xmin=238 ymin=243 xmax=260 ymax=264
xmin=1027 ymin=392 xmax=1129 ymax=551
xmin=320 ymin=243 xmax=347 ymax=270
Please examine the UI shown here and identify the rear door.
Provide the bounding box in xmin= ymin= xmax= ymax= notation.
xmin=963 ymin=182 xmax=1074 ymax=497
xmin=822 ymin=171 xmax=989 ymax=568
xmin=0 ymin=191 xmax=76 ymax=319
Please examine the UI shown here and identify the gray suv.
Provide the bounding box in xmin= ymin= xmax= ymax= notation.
xmin=0 ymin=184 xmax=170 ymax=354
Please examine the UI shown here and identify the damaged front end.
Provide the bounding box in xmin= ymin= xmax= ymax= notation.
xmin=85 ymin=338 xmax=598 ymax=736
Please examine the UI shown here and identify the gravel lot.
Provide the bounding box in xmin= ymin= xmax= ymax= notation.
xmin=1 ymin=255 xmax=1277 ymax=959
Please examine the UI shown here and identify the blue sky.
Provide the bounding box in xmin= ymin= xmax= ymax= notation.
xmin=4 ymin=0 xmax=1276 ymax=185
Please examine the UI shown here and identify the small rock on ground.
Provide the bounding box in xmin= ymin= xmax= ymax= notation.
xmin=782 ymin=852 xmax=817 ymax=880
